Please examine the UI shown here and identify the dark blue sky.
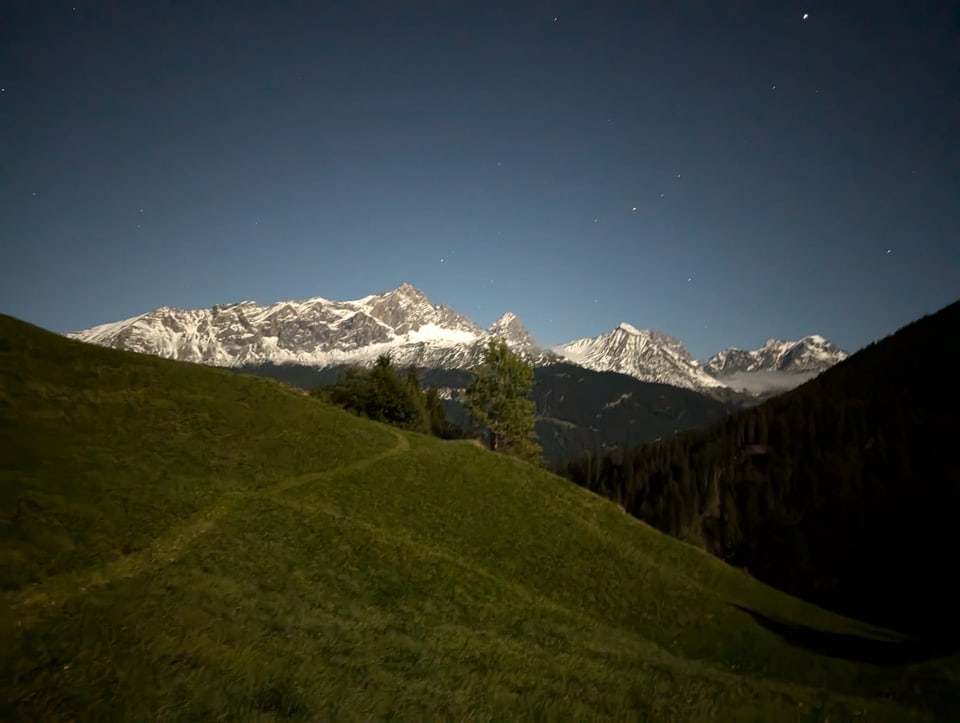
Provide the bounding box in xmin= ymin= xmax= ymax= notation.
xmin=2 ymin=1 xmax=957 ymax=359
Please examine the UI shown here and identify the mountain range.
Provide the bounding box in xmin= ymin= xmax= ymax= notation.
xmin=66 ymin=284 xmax=847 ymax=394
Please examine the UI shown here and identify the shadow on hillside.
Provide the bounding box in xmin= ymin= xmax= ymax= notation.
xmin=730 ymin=604 xmax=958 ymax=665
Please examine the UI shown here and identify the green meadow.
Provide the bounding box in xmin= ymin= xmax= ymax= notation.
xmin=1 ymin=314 xmax=957 ymax=720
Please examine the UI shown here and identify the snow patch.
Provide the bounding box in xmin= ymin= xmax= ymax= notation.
xmin=406 ymin=324 xmax=479 ymax=345
xmin=603 ymin=392 xmax=633 ymax=409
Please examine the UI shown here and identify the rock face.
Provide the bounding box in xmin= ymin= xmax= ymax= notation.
xmin=66 ymin=284 xmax=551 ymax=370
xmin=487 ymin=312 xmax=537 ymax=349
xmin=67 ymin=284 xmax=846 ymax=394
xmin=553 ymin=323 xmax=726 ymax=393
xmin=705 ymin=335 xmax=848 ymax=376
xmin=702 ymin=336 xmax=849 ymax=395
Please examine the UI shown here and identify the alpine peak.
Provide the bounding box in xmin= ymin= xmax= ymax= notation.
xmin=66 ymin=285 xmax=844 ymax=397
xmin=488 ymin=312 xmax=537 ymax=349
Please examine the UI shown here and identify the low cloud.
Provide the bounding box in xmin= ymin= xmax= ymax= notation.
xmin=719 ymin=370 xmax=818 ymax=395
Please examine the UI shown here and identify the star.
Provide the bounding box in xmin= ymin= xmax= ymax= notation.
xmin=802 ymin=13 xmax=809 ymax=20
xmin=771 ymin=85 xmax=777 ymax=91
xmin=886 ymin=249 xmax=892 ymax=254
xmin=593 ymin=218 xmax=598 ymax=223
xmin=687 ymin=277 xmax=692 ymax=282
xmin=632 ymin=206 xmax=637 ymax=211
xmin=138 ymin=208 xmax=144 ymax=213
xmin=659 ymin=193 xmax=664 ymax=198
xmin=440 ymin=257 xmax=445 ymax=263
xmin=553 ymin=17 xmax=558 ymax=22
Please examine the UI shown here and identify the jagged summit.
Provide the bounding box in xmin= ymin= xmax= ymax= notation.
xmin=705 ymin=335 xmax=848 ymax=376
xmin=488 ymin=312 xmax=537 ymax=349
xmin=66 ymin=285 xmax=556 ymax=371
xmin=67 ymin=284 xmax=845 ymax=394
xmin=555 ymin=324 xmax=725 ymax=392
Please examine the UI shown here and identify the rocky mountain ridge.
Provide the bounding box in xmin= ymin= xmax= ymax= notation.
xmin=66 ymin=284 xmax=846 ymax=394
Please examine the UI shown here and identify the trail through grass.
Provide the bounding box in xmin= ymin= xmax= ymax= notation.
xmin=2 ymin=314 xmax=959 ymax=721
xmin=4 ymin=429 xmax=410 ymax=630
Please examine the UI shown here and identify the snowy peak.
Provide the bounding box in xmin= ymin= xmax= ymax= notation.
xmin=353 ymin=284 xmax=481 ymax=338
xmin=705 ymin=335 xmax=848 ymax=376
xmin=66 ymin=283 xmax=844 ymax=396
xmin=555 ymin=324 xmax=725 ymax=392
xmin=65 ymin=285 xmax=540 ymax=371
xmin=488 ymin=312 xmax=537 ymax=348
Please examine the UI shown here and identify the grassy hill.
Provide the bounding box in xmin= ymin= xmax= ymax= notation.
xmin=238 ymin=362 xmax=732 ymax=466
xmin=1 ymin=314 xmax=958 ymax=720
xmin=561 ymin=300 xmax=960 ymax=638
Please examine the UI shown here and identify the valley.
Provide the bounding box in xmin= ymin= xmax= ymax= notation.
xmin=3 ymin=313 xmax=958 ymax=719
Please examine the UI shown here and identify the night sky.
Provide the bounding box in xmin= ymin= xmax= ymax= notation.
xmin=2 ymin=1 xmax=957 ymax=359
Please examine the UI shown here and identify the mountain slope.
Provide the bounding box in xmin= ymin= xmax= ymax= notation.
xmin=65 ymin=286 xmax=845 ymax=394
xmin=563 ymin=299 xmax=960 ymax=638
xmin=487 ymin=311 xmax=537 ymax=348
xmin=705 ymin=336 xmax=849 ymax=394
xmin=2 ymin=313 xmax=956 ymax=720
xmin=555 ymin=323 xmax=726 ymax=392
xmin=706 ymin=335 xmax=847 ymax=376
xmin=232 ymin=363 xmax=733 ymax=466
xmin=415 ymin=365 xmax=733 ymax=466
xmin=66 ymin=283 xmax=490 ymax=369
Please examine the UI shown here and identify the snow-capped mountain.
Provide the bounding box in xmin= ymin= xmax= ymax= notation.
xmin=554 ymin=323 xmax=727 ymax=392
xmin=487 ymin=312 xmax=537 ymax=349
xmin=66 ymin=284 xmax=551 ymax=370
xmin=705 ymin=336 xmax=848 ymax=376
xmin=66 ymin=284 xmax=845 ymax=395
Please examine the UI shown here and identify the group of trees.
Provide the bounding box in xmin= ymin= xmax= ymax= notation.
xmin=313 ymin=300 xmax=960 ymax=637
xmin=315 ymin=355 xmax=462 ymax=439
xmin=317 ymin=339 xmax=542 ymax=464
xmin=561 ymin=301 xmax=960 ymax=637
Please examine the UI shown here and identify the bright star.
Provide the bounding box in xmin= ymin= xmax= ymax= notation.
xmin=802 ymin=13 xmax=809 ymax=20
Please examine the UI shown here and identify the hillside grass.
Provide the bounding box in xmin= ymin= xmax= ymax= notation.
xmin=1 ymin=314 xmax=958 ymax=720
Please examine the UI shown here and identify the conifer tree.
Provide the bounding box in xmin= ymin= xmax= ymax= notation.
xmin=465 ymin=339 xmax=541 ymax=464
